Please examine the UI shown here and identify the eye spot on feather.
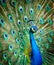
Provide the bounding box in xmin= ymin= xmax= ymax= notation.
xmin=9 ymin=16 xmax=12 ymax=21
xmin=49 ymin=31 xmax=54 ymax=36
xmin=24 ymin=16 xmax=28 ymax=22
xmin=10 ymin=16 xmax=12 ymax=20
xmin=47 ymin=18 xmax=53 ymax=25
xmin=17 ymin=20 xmax=21 ymax=25
xmin=38 ymin=37 xmax=42 ymax=42
xmin=46 ymin=4 xmax=51 ymax=11
xmin=15 ymin=38 xmax=19 ymax=44
xmin=30 ymin=8 xmax=34 ymax=15
xmin=45 ymin=43 xmax=50 ymax=49
xmin=8 ymin=44 xmax=13 ymax=52
xmin=14 ymin=51 xmax=17 ymax=54
xmin=3 ymin=32 xmax=8 ymax=41
xmin=10 ymin=46 xmax=12 ymax=49
xmin=19 ymin=33 xmax=23 ymax=39
xmin=8 ymin=14 xmax=13 ymax=22
xmin=12 ymin=2 xmax=15 ymax=5
xmin=3 ymin=54 xmax=6 ymax=58
xmin=37 ymin=4 xmax=42 ymax=10
xmin=3 ymin=53 xmax=7 ymax=60
xmin=11 ymin=29 xmax=15 ymax=36
xmin=0 ymin=18 xmax=5 ymax=27
xmin=14 ymin=51 xmax=17 ymax=56
xmin=8 ymin=59 xmax=12 ymax=65
xmin=19 ymin=6 xmax=23 ymax=13
xmin=11 ymin=1 xmax=16 ymax=7
xmin=0 ymin=19 xmax=4 ymax=23
xmin=1 ymin=0 xmax=6 ymax=3
xmin=39 ymin=29 xmax=44 ymax=34
xmin=39 ymin=18 xmax=45 ymax=24
xmin=0 ymin=0 xmax=6 ymax=7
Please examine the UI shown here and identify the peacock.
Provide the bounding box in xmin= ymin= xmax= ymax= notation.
xmin=0 ymin=0 xmax=54 ymax=65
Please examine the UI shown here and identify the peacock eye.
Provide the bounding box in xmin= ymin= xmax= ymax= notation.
xmin=0 ymin=18 xmax=4 ymax=27
xmin=45 ymin=43 xmax=49 ymax=49
xmin=39 ymin=18 xmax=45 ymax=24
xmin=47 ymin=18 xmax=53 ymax=25
xmin=14 ymin=51 xmax=17 ymax=54
xmin=19 ymin=6 xmax=23 ymax=13
xmin=14 ymin=51 xmax=17 ymax=56
xmin=17 ymin=20 xmax=21 ymax=25
xmin=19 ymin=33 xmax=23 ymax=39
xmin=1 ymin=0 xmax=6 ymax=3
xmin=3 ymin=53 xmax=7 ymax=60
xmin=49 ymin=31 xmax=54 ymax=36
xmin=1 ymin=0 xmax=6 ymax=7
xmin=11 ymin=30 xmax=15 ymax=36
xmin=8 ymin=44 xmax=13 ymax=52
xmin=10 ymin=46 xmax=12 ymax=49
xmin=8 ymin=14 xmax=13 ymax=22
xmin=12 ymin=2 xmax=15 ymax=5
xmin=30 ymin=8 xmax=34 ymax=15
xmin=15 ymin=38 xmax=19 ymax=44
xmin=24 ymin=16 xmax=28 ymax=22
xmin=38 ymin=37 xmax=42 ymax=42
xmin=38 ymin=4 xmax=41 ymax=10
xmin=1 ymin=19 xmax=4 ymax=23
xmin=46 ymin=4 xmax=51 ymax=11
xmin=3 ymin=32 xmax=8 ymax=41
xmin=11 ymin=1 xmax=16 ymax=7
xmin=9 ymin=16 xmax=12 ymax=20
xmin=8 ymin=59 xmax=12 ymax=65
xmin=40 ymin=29 xmax=44 ymax=34
xmin=3 ymin=54 xmax=6 ymax=57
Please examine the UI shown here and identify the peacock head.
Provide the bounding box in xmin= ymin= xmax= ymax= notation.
xmin=30 ymin=26 xmax=38 ymax=33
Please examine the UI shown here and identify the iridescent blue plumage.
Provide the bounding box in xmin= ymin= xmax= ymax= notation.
xmin=29 ymin=26 xmax=42 ymax=65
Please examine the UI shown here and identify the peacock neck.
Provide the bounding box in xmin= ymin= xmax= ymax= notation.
xmin=29 ymin=32 xmax=42 ymax=65
xmin=29 ymin=32 xmax=39 ymax=50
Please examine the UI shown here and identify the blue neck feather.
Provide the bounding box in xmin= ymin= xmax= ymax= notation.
xmin=29 ymin=32 xmax=42 ymax=65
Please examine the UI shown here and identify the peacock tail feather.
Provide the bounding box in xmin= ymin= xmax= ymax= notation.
xmin=0 ymin=0 xmax=54 ymax=65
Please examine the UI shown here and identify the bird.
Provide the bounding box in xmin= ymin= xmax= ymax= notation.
xmin=0 ymin=0 xmax=54 ymax=65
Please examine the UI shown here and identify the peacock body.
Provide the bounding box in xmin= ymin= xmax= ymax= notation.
xmin=0 ymin=0 xmax=54 ymax=65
